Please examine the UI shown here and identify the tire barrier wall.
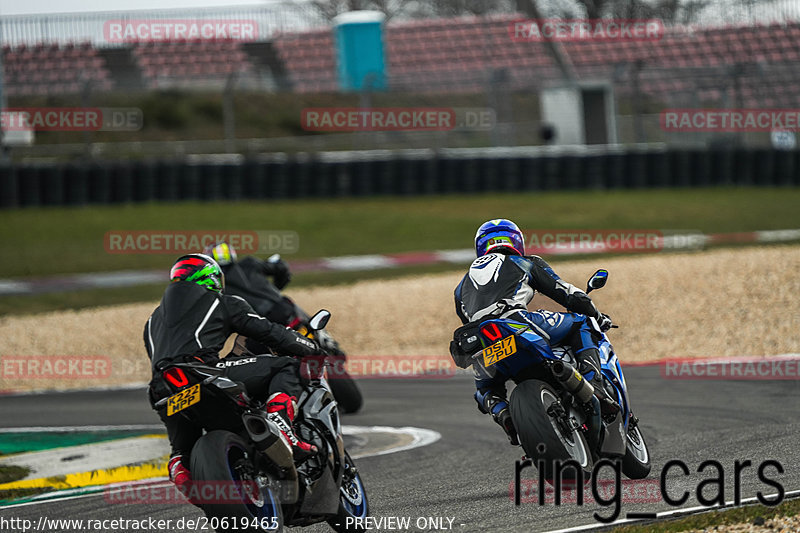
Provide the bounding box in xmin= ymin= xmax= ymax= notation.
xmin=1 ymin=148 xmax=798 ymax=208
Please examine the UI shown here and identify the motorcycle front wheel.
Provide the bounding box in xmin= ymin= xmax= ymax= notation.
xmin=621 ymin=419 xmax=651 ymax=479
xmin=326 ymin=451 xmax=369 ymax=532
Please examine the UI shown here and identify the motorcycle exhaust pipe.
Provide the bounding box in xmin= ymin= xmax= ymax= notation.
xmin=243 ymin=412 xmax=278 ymax=450
xmin=551 ymin=361 xmax=595 ymax=404
xmin=241 ymin=412 xmax=294 ymax=469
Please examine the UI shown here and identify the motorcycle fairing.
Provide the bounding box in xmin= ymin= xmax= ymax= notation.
xmin=597 ymin=337 xmax=631 ymax=427
xmin=293 ymin=387 xmax=345 ymax=517
xmin=474 ymin=318 xmax=564 ymax=380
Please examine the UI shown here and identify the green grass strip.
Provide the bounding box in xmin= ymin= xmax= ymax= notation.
xmin=0 ymin=431 xmax=156 ymax=455
xmin=2 ymin=187 xmax=799 ymax=279
xmin=0 ymin=465 xmax=29 ymax=484
xmin=611 ymin=497 xmax=800 ymax=532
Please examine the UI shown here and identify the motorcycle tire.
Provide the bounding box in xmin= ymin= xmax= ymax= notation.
xmin=190 ymin=430 xmax=284 ymax=533
xmin=621 ymin=420 xmax=651 ymax=479
xmin=327 ymin=451 xmax=369 ymax=532
xmin=328 ymin=370 xmax=363 ymax=414
xmin=510 ymin=379 xmax=593 ymax=485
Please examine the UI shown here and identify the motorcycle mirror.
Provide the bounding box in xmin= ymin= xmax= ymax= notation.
xmin=309 ymin=309 xmax=331 ymax=331
xmin=586 ymin=269 xmax=609 ymax=293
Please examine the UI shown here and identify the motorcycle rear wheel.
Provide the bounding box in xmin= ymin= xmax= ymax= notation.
xmin=510 ymin=379 xmax=593 ymax=485
xmin=190 ymin=430 xmax=284 ymax=533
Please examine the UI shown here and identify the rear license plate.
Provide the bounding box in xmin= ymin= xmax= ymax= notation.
xmin=483 ymin=335 xmax=517 ymax=366
xmin=166 ymin=383 xmax=201 ymax=416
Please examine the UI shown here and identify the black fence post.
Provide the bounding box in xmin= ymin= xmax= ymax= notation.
xmin=17 ymin=166 xmax=41 ymax=207
xmin=63 ymin=163 xmax=88 ymax=206
xmin=132 ymin=160 xmax=157 ymax=202
xmin=0 ymin=164 xmax=18 ymax=208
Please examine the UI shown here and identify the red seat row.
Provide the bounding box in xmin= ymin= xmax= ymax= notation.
xmin=271 ymin=15 xmax=800 ymax=94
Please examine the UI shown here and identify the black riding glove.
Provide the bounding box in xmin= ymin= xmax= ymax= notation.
xmin=266 ymin=259 xmax=292 ymax=290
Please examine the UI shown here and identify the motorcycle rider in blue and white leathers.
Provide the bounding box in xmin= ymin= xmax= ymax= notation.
xmin=453 ymin=219 xmax=618 ymax=445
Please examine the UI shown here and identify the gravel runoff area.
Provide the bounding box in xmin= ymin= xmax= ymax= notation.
xmin=678 ymin=514 xmax=800 ymax=532
xmin=0 ymin=245 xmax=798 ymax=393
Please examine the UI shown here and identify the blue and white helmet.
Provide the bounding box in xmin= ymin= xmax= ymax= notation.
xmin=474 ymin=219 xmax=525 ymax=257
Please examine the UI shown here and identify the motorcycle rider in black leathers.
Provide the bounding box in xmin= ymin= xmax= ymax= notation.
xmin=203 ymin=241 xmax=297 ymax=326
xmin=145 ymin=254 xmax=322 ymax=494
xmin=452 ymin=219 xmax=618 ymax=445
xmin=203 ymin=241 xmax=362 ymax=416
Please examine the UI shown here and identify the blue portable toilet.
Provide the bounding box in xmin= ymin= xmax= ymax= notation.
xmin=333 ymin=11 xmax=387 ymax=91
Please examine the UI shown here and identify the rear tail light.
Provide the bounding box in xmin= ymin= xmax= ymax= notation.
xmin=481 ymin=322 xmax=503 ymax=342
xmin=164 ymin=367 xmax=189 ymax=388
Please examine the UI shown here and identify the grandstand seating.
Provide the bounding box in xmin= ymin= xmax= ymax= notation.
xmin=2 ymin=42 xmax=112 ymax=96
xmin=133 ymin=40 xmax=254 ymax=88
xmin=271 ymin=29 xmax=337 ymax=92
xmin=2 ymin=15 xmax=799 ymax=106
xmin=270 ymin=16 xmax=800 ymax=106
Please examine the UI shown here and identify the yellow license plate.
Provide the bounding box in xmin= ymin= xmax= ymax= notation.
xmin=167 ymin=383 xmax=201 ymax=416
xmin=482 ymin=335 xmax=517 ymax=366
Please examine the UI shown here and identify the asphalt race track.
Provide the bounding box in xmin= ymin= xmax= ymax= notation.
xmin=1 ymin=367 xmax=799 ymax=533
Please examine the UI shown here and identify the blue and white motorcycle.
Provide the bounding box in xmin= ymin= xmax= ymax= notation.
xmin=459 ymin=269 xmax=650 ymax=483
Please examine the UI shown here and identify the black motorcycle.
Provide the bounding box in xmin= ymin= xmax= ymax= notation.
xmin=285 ymin=303 xmax=363 ymax=415
xmin=242 ymin=255 xmax=363 ymax=414
xmin=155 ymin=310 xmax=369 ymax=532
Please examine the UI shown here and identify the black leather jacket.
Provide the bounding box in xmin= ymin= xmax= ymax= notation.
xmin=143 ymin=281 xmax=316 ymax=373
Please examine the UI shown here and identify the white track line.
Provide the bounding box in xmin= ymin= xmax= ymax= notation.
xmin=343 ymin=425 xmax=441 ymax=459
xmin=0 ymin=425 xmax=441 ymax=456
xmin=543 ymin=489 xmax=800 ymax=533
xmin=1 ymin=489 xmax=120 ymax=510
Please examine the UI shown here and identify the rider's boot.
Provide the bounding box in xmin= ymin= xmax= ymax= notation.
xmin=266 ymin=392 xmax=318 ymax=459
xmin=168 ymin=454 xmax=191 ymax=487
xmin=475 ymin=390 xmax=519 ymax=446
xmin=576 ymin=348 xmax=620 ymax=416
xmin=168 ymin=453 xmax=198 ymax=503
